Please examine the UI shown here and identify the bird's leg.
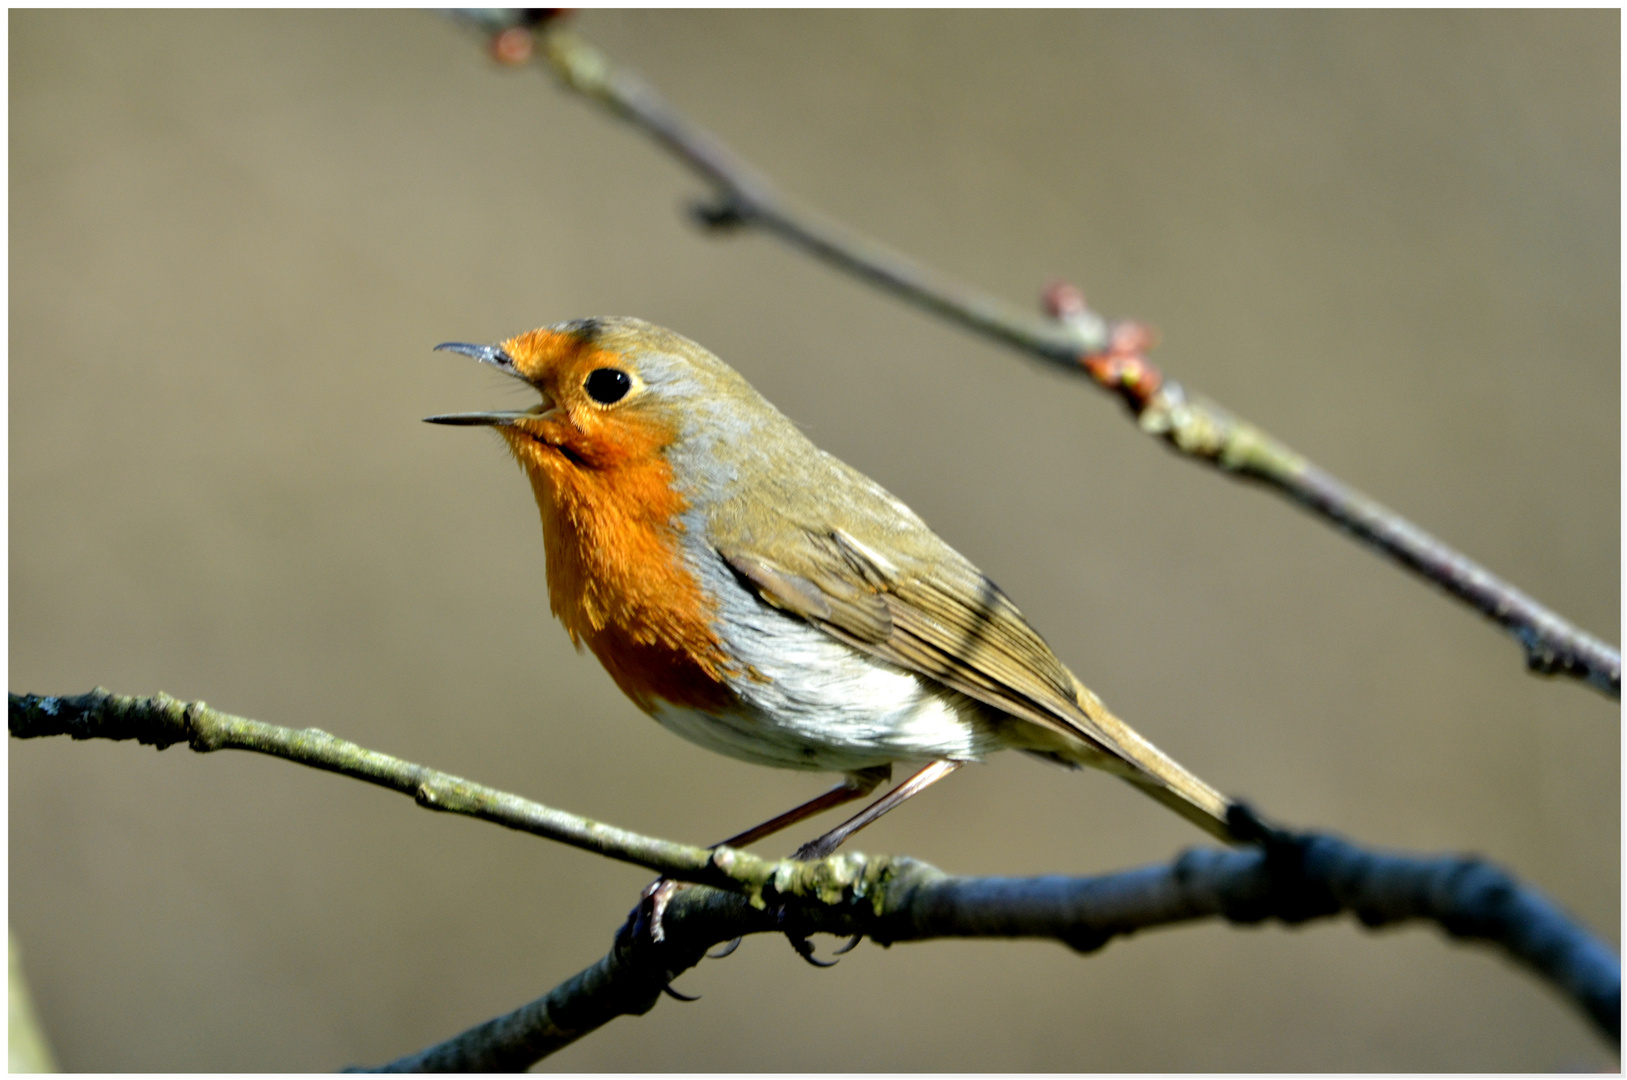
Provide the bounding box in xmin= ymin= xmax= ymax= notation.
xmin=635 ymin=765 xmax=893 ymax=948
xmin=792 ymin=759 xmax=964 ymax=861
xmin=714 ymin=764 xmax=892 ymax=849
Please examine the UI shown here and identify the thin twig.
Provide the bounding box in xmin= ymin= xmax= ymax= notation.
xmin=7 ymin=688 xmax=769 ymax=889
xmin=12 ymin=689 xmax=1617 ymax=1067
xmin=455 ymin=11 xmax=1619 ymax=699
xmin=1043 ymin=286 xmax=1624 ymax=699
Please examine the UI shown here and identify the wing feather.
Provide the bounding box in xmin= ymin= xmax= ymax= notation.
xmin=714 ymin=525 xmax=1234 ymax=841
xmin=718 ymin=531 xmax=1118 ymax=753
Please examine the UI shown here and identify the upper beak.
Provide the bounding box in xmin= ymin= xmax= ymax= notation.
xmin=426 ymin=340 xmax=546 ymax=426
xmin=433 ymin=341 xmax=519 ymax=373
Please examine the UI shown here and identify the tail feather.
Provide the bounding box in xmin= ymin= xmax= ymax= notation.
xmin=1066 ymin=675 xmax=1238 ymax=844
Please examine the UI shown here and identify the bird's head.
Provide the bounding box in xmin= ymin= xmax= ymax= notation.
xmin=428 ymin=316 xmax=786 ymax=505
xmin=429 ymin=317 xmax=758 ymax=474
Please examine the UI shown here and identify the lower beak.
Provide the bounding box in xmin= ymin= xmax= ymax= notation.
xmin=422 ymin=411 xmax=532 ymax=427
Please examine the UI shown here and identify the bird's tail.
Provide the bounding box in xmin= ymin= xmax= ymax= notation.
xmin=1063 ymin=675 xmax=1239 ymax=844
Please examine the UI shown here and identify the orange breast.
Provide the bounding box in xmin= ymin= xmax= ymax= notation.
xmin=508 ymin=416 xmax=738 ymax=717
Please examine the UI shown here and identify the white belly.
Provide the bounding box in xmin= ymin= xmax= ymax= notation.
xmin=649 ymin=604 xmax=1006 ymax=772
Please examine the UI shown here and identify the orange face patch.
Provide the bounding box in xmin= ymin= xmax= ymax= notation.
xmin=501 ymin=328 xmax=589 ymax=386
xmin=494 ymin=330 xmax=737 ymax=716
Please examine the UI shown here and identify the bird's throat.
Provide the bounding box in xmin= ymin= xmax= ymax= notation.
xmin=517 ymin=446 xmax=736 ymax=716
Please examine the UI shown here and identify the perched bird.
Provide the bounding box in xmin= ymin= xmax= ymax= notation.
xmin=429 ymin=317 xmax=1238 ymax=859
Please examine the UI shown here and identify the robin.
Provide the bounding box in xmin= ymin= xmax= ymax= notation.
xmin=428 ymin=317 xmax=1239 ymax=865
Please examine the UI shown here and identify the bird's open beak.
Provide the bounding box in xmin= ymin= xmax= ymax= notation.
xmin=426 ymin=341 xmax=550 ymax=426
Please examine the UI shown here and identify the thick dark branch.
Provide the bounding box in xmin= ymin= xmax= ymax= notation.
xmin=453 ymin=11 xmax=1619 ymax=699
xmin=364 ymin=831 xmax=1620 ymax=1070
xmin=359 ymin=888 xmax=769 ymax=1071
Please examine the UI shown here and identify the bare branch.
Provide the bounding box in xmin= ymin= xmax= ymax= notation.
xmin=13 ymin=688 xmax=1617 ymax=1068
xmin=450 ymin=11 xmax=1619 ymax=699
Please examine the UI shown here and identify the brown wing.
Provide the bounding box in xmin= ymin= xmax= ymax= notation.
xmin=717 ymin=528 xmax=1122 ymax=756
xmin=715 ymin=527 xmax=1235 ymax=842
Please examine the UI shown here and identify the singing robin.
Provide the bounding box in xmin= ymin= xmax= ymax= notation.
xmin=428 ymin=317 xmax=1238 ymax=861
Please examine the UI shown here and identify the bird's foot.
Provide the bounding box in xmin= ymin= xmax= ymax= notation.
xmin=774 ymin=905 xmax=860 ymax=967
xmin=639 ymin=876 xmax=683 ymax=944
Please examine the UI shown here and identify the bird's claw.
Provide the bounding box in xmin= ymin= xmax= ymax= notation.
xmin=774 ymin=897 xmax=847 ymax=967
xmin=787 ymin=932 xmax=840 ymax=967
xmin=661 ymin=983 xmax=701 ymax=1002
xmin=707 ymin=936 xmax=743 ymax=960
xmin=832 ymin=932 xmax=864 ymax=956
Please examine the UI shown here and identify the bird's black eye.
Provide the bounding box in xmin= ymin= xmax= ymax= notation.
xmin=584 ymin=367 xmax=632 ymax=405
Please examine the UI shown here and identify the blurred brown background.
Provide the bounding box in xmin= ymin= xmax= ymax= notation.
xmin=10 ymin=10 xmax=1618 ymax=1072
